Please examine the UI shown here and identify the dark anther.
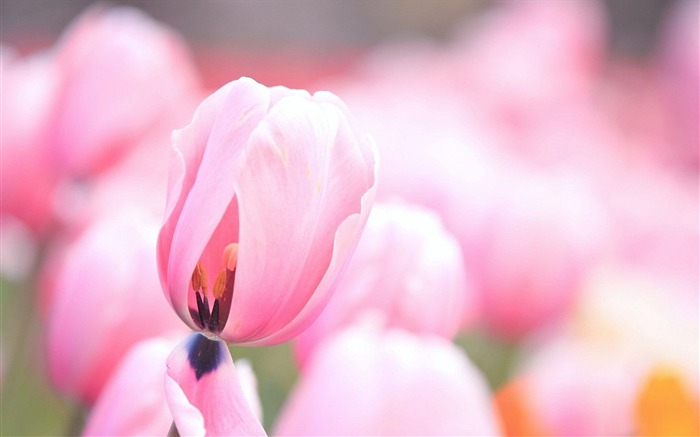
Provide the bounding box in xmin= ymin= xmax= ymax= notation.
xmin=209 ymin=299 xmax=220 ymax=332
xmin=194 ymin=291 xmax=206 ymax=329
xmin=186 ymin=333 xmax=223 ymax=380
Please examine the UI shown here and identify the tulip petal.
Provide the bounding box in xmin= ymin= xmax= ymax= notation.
xmin=165 ymin=333 xmax=266 ymax=436
xmin=160 ymin=78 xmax=270 ymax=329
xmin=293 ymin=201 xmax=469 ymax=365
xmin=82 ymin=338 xmax=178 ymax=436
xmin=223 ymin=93 xmax=376 ymax=342
xmin=274 ymin=317 xmax=501 ymax=435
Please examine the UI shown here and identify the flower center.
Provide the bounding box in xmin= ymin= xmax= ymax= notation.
xmin=190 ymin=243 xmax=238 ymax=333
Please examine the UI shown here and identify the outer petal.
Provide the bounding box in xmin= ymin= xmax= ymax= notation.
xmin=274 ymin=316 xmax=501 ymax=435
xmin=159 ymin=78 xmax=270 ymax=330
xmin=45 ymin=209 xmax=185 ymax=404
xmin=165 ymin=333 xmax=266 ymax=436
xmin=294 ymin=201 xmax=470 ymax=366
xmin=222 ymin=92 xmax=376 ymax=342
xmin=82 ymin=337 xmax=178 ymax=436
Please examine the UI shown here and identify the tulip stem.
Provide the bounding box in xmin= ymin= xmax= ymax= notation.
xmin=65 ymin=405 xmax=86 ymax=436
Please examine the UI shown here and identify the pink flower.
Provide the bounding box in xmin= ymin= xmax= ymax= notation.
xmin=275 ymin=317 xmax=501 ymax=435
xmin=165 ymin=333 xmax=266 ymax=436
xmin=157 ymin=76 xmax=377 ymax=345
xmin=82 ymin=336 xmax=263 ymax=436
xmin=0 ymin=48 xmax=60 ymax=233
xmin=472 ymin=167 xmax=608 ymax=338
xmin=294 ymin=201 xmax=473 ymax=366
xmin=46 ymin=6 xmax=200 ymax=177
xmin=82 ymin=337 xmax=179 ymax=436
xmin=45 ymin=209 xmax=185 ymax=404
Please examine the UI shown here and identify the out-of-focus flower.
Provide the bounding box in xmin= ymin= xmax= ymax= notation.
xmin=157 ymin=76 xmax=377 ymax=345
xmin=496 ymin=267 xmax=699 ymax=436
xmin=635 ymin=367 xmax=699 ymax=437
xmin=45 ymin=209 xmax=185 ymax=404
xmin=81 ymin=337 xmax=179 ymax=436
xmin=472 ymin=168 xmax=608 ymax=338
xmin=495 ymin=338 xmax=643 ymax=436
xmin=321 ymin=30 xmax=609 ymax=339
xmin=166 ymin=333 xmax=266 ymax=436
xmin=0 ymin=49 xmax=60 ymax=233
xmin=46 ymin=6 xmax=200 ymax=178
xmin=293 ymin=201 xmax=472 ymax=366
xmin=275 ymin=316 xmax=501 ymax=435
xmin=1 ymin=6 xmax=200 ymax=236
xmin=457 ymin=0 xmax=607 ymax=126
xmin=572 ymin=268 xmax=699 ymax=388
xmin=82 ymin=336 xmax=263 ymax=437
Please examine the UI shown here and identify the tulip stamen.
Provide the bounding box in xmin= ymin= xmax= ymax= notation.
xmin=189 ymin=245 xmax=239 ymax=333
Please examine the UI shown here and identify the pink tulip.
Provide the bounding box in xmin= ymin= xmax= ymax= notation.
xmin=82 ymin=337 xmax=179 ymax=436
xmin=45 ymin=209 xmax=185 ymax=404
xmin=294 ymin=201 xmax=473 ymax=366
xmin=157 ymin=76 xmax=377 ymax=345
xmin=497 ymin=267 xmax=699 ymax=436
xmin=276 ymin=317 xmax=501 ymax=435
xmin=0 ymin=48 xmax=60 ymax=234
xmin=46 ymin=5 xmax=201 ymax=177
xmin=166 ymin=333 xmax=266 ymax=436
xmin=82 ymin=336 xmax=263 ymax=436
xmin=471 ymin=167 xmax=608 ymax=338
xmin=497 ymin=338 xmax=644 ymax=436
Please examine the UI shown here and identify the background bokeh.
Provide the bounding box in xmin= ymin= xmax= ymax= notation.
xmin=1 ymin=0 xmax=697 ymax=436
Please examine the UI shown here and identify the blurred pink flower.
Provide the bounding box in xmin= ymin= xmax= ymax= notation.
xmin=458 ymin=0 xmax=607 ymax=130
xmin=471 ymin=167 xmax=609 ymax=338
xmin=45 ymin=209 xmax=185 ymax=404
xmin=294 ymin=201 xmax=473 ymax=366
xmin=82 ymin=336 xmax=263 ymax=436
xmin=0 ymin=48 xmax=60 ymax=233
xmin=166 ymin=333 xmax=266 ymax=436
xmin=46 ymin=6 xmax=201 ymax=177
xmin=1 ymin=6 xmax=200 ymax=235
xmin=81 ymin=337 xmax=179 ymax=436
xmin=276 ymin=317 xmax=501 ymax=435
xmin=497 ymin=266 xmax=699 ymax=436
xmin=157 ymin=76 xmax=377 ymax=345
xmin=497 ymin=338 xmax=644 ymax=436
xmin=321 ymin=28 xmax=610 ymax=339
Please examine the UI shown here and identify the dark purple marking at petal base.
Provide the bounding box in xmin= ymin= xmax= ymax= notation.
xmin=187 ymin=333 xmax=223 ymax=380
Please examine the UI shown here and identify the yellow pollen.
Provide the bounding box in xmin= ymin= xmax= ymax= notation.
xmin=212 ymin=269 xmax=227 ymax=299
xmin=222 ymin=243 xmax=239 ymax=271
xmin=191 ymin=262 xmax=206 ymax=292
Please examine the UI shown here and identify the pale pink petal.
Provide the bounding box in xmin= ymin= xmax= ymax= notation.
xmin=0 ymin=50 xmax=60 ymax=233
xmin=49 ymin=6 xmax=200 ymax=176
xmin=82 ymin=337 xmax=178 ymax=436
xmin=160 ymin=78 xmax=270 ymax=330
xmin=274 ymin=317 xmax=501 ymax=435
xmin=252 ymin=174 xmax=376 ymax=346
xmin=165 ymin=333 xmax=266 ymax=436
xmin=222 ymin=93 xmax=375 ymax=342
xmin=45 ymin=210 xmax=185 ymax=404
xmin=234 ymin=359 xmax=263 ymax=424
xmin=294 ymin=201 xmax=470 ymax=366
